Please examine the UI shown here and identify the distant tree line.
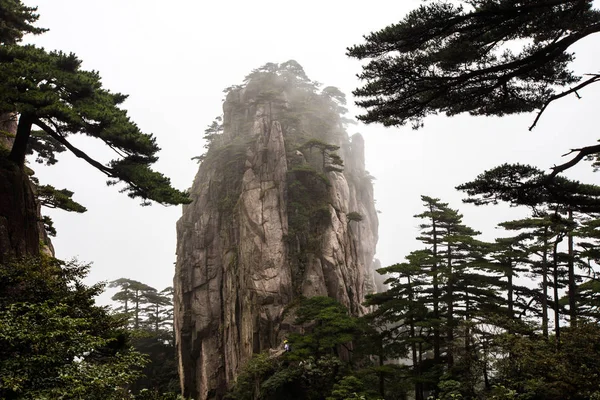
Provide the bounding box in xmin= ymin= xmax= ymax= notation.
xmin=108 ymin=278 xmax=180 ymax=398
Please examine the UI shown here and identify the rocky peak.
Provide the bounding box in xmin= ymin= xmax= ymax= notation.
xmin=174 ymin=61 xmax=379 ymax=399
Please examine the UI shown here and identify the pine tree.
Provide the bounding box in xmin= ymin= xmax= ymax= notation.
xmin=0 ymin=1 xmax=189 ymax=260
xmin=0 ymin=0 xmax=47 ymax=45
xmin=109 ymin=278 xmax=155 ymax=330
xmin=365 ymin=250 xmax=436 ymax=400
xmin=491 ymin=234 xmax=538 ymax=329
xmin=143 ymin=286 xmax=173 ymax=335
xmin=348 ymin=1 xmax=600 ymax=175
xmin=414 ymin=195 xmax=447 ymax=367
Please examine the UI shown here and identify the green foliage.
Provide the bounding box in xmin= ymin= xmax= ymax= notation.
xmin=0 ymin=257 xmax=146 ymax=399
xmin=360 ymin=194 xmax=600 ymax=400
xmin=0 ymin=31 xmax=189 ymax=206
xmin=286 ymin=166 xmax=331 ymax=292
xmin=326 ymin=375 xmax=374 ymax=400
xmin=35 ymin=182 xmax=87 ymax=213
xmin=288 ymin=297 xmax=358 ymax=360
xmin=492 ymin=324 xmax=600 ymax=400
xmin=226 ymin=352 xmax=276 ymax=400
xmin=129 ymin=330 xmax=179 ymax=397
xmin=348 ymin=0 xmax=600 ymax=128
xmin=347 ymin=212 xmax=363 ymax=223
xmin=26 ymin=129 xmax=66 ymax=165
xmin=0 ymin=0 xmax=47 ymax=45
xmin=192 ymin=116 xmax=224 ymax=162
xmin=108 ymin=278 xmax=178 ymax=397
xmin=456 ymin=163 xmax=600 ymax=213
xmin=300 ymin=139 xmax=344 ymax=173
xmin=228 ymin=353 xmax=352 ymax=400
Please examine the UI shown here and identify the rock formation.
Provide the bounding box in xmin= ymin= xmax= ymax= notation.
xmin=174 ymin=61 xmax=379 ymax=399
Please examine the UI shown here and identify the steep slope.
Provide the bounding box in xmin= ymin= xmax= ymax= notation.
xmin=174 ymin=61 xmax=378 ymax=399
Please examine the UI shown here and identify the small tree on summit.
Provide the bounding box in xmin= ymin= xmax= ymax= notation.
xmin=300 ymin=139 xmax=344 ymax=173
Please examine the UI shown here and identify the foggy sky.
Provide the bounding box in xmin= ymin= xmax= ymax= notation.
xmin=23 ymin=0 xmax=600 ymax=304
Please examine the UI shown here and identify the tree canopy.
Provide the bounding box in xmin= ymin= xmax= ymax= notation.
xmin=0 ymin=0 xmax=46 ymax=45
xmin=0 ymin=258 xmax=146 ymax=399
xmin=0 ymin=1 xmax=189 ymax=207
xmin=348 ymin=0 xmax=600 ymax=187
xmin=348 ymin=0 xmax=600 ymax=129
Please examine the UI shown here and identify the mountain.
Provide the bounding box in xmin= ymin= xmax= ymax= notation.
xmin=173 ymin=61 xmax=379 ymax=399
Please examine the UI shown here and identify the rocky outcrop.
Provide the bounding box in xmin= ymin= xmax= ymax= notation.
xmin=174 ymin=62 xmax=378 ymax=399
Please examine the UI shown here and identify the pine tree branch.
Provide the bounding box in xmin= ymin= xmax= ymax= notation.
xmin=548 ymin=143 xmax=600 ymax=178
xmin=33 ymin=118 xmax=115 ymax=177
xmin=529 ymin=74 xmax=600 ymax=131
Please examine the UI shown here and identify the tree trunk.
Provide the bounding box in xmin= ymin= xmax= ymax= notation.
xmin=432 ymin=214 xmax=440 ymax=365
xmin=447 ymin=243 xmax=454 ymax=368
xmin=482 ymin=338 xmax=490 ymax=390
xmin=553 ymin=237 xmax=562 ymax=345
xmin=8 ymin=113 xmax=33 ymax=167
xmin=542 ymin=228 xmax=549 ymax=338
xmin=507 ymin=257 xmax=514 ymax=318
xmin=134 ymin=290 xmax=140 ymax=330
xmin=567 ymin=209 xmax=576 ymax=326
xmin=0 ymin=163 xmax=41 ymax=262
xmin=378 ymin=349 xmax=385 ymax=399
xmin=0 ymin=113 xmax=43 ymax=263
xmin=407 ymin=276 xmax=422 ymax=400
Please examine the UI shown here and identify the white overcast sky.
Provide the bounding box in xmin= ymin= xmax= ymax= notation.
xmin=23 ymin=1 xmax=600 ymax=304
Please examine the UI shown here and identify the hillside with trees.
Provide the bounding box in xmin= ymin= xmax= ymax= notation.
xmin=225 ymin=191 xmax=600 ymax=400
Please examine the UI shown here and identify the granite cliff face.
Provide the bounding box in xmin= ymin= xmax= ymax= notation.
xmin=174 ymin=62 xmax=379 ymax=399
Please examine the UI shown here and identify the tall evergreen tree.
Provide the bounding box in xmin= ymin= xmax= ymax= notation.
xmin=143 ymin=286 xmax=173 ymax=335
xmin=414 ymin=195 xmax=447 ymax=367
xmin=110 ymin=278 xmax=155 ymax=330
xmin=365 ymin=251 xmax=433 ymax=400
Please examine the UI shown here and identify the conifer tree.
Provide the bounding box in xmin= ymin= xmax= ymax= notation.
xmin=0 ymin=1 xmax=190 ymax=260
xmin=491 ymin=234 xmax=538 ymax=327
xmin=110 ymin=278 xmax=155 ymax=330
xmin=365 ymin=251 xmax=434 ymax=400
xmin=414 ymin=195 xmax=447 ymax=366
xmin=0 ymin=0 xmax=46 ymax=45
xmin=143 ymin=286 xmax=173 ymax=335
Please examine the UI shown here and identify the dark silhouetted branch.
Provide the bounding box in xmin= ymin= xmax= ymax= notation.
xmin=529 ymin=74 xmax=600 ymax=131
xmin=549 ymin=143 xmax=600 ymax=178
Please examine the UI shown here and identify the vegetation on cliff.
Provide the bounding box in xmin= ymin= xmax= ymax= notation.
xmin=191 ymin=60 xmax=367 ymax=295
xmin=228 ymin=189 xmax=600 ymax=400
